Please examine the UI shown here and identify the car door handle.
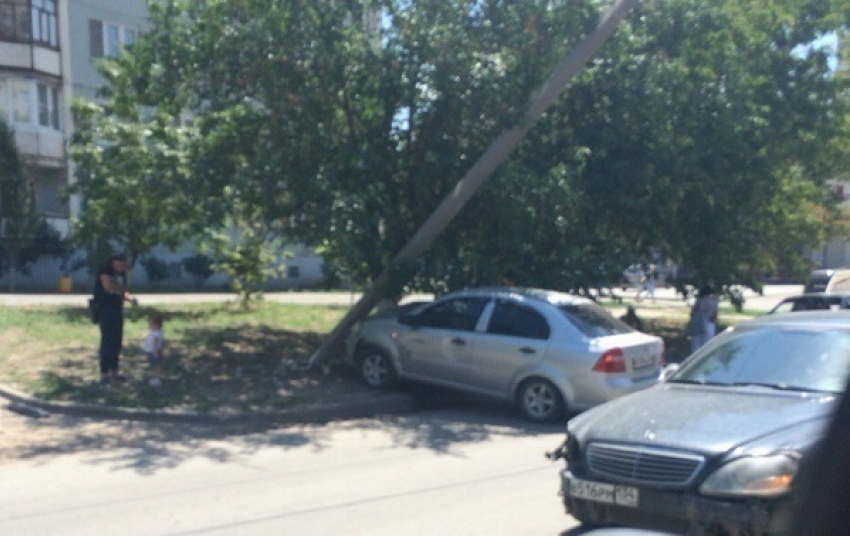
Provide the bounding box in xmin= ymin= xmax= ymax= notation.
xmin=451 ymin=337 xmax=466 ymax=346
xmin=519 ymin=347 xmax=536 ymax=355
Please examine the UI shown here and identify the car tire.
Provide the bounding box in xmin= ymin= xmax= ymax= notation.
xmin=357 ymin=347 xmax=397 ymax=389
xmin=517 ymin=378 xmax=565 ymax=423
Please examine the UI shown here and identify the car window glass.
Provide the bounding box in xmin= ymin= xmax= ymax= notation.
xmin=792 ymin=300 xmax=811 ymax=312
xmin=558 ymin=303 xmax=631 ymax=338
xmin=487 ymin=301 xmax=550 ymax=340
xmin=675 ymin=328 xmax=850 ymax=392
xmin=772 ymin=301 xmax=796 ymax=314
xmin=416 ymin=297 xmax=488 ymax=331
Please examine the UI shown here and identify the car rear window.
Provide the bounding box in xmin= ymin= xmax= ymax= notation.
xmin=558 ymin=303 xmax=632 ymax=338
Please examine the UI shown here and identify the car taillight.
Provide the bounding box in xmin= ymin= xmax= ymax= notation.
xmin=592 ymin=348 xmax=625 ymax=373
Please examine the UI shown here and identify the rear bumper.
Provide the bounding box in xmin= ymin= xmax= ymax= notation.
xmin=570 ymin=371 xmax=660 ymax=410
xmin=560 ymin=468 xmax=791 ymax=533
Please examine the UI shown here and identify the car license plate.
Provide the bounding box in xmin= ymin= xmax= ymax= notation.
xmin=569 ymin=478 xmax=639 ymax=508
xmin=632 ymin=353 xmax=655 ymax=370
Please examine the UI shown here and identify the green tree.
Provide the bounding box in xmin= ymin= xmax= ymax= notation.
xmin=69 ymin=98 xmax=192 ymax=272
xmin=74 ymin=0 xmax=847 ymax=298
xmin=0 ymin=120 xmax=42 ymax=291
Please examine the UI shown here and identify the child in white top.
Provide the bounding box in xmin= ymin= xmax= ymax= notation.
xmin=143 ymin=314 xmax=164 ymax=386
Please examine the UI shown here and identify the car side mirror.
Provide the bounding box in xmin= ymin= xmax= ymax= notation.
xmin=660 ymin=364 xmax=680 ymax=382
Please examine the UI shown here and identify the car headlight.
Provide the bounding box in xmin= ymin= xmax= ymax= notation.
xmin=700 ymin=454 xmax=799 ymax=498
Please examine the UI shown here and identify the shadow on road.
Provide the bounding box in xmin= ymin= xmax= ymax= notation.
xmin=0 ymin=388 xmax=565 ymax=474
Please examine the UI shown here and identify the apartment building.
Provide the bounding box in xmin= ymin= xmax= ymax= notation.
xmin=1 ymin=0 xmax=147 ymax=236
xmin=1 ymin=0 xmax=324 ymax=290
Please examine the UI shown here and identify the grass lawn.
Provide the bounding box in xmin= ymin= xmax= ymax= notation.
xmin=0 ymin=302 xmax=351 ymax=413
xmin=0 ymin=299 xmax=758 ymax=412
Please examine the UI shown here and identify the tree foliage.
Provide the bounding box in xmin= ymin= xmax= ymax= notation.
xmin=0 ymin=119 xmax=54 ymax=290
xmin=72 ymin=0 xmax=849 ymax=295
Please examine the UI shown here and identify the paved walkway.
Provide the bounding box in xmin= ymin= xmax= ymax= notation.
xmin=0 ymin=291 xmax=439 ymax=307
xmin=0 ymin=287 xmax=799 ymax=311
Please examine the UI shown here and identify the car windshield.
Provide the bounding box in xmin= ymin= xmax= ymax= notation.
xmin=671 ymin=326 xmax=850 ymax=393
xmin=558 ymin=303 xmax=632 ymax=338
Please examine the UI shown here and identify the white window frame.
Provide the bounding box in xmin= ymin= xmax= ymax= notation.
xmin=30 ymin=0 xmax=58 ymax=48
xmin=91 ymin=19 xmax=136 ymax=59
xmin=0 ymin=76 xmax=61 ymax=131
xmin=36 ymin=81 xmax=59 ymax=129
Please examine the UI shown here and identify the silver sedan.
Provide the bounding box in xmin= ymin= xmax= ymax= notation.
xmin=346 ymin=287 xmax=664 ymax=422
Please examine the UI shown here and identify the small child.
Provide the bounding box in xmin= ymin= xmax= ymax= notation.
xmin=143 ymin=314 xmax=164 ymax=387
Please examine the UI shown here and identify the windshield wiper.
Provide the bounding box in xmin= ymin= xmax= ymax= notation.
xmin=729 ymin=382 xmax=835 ymax=393
xmin=668 ymin=379 xmax=728 ymax=386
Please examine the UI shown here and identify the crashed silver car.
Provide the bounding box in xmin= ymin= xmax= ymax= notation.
xmin=549 ymin=312 xmax=850 ymax=535
xmin=346 ymin=287 xmax=664 ymax=422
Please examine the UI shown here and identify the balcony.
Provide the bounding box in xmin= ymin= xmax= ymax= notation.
xmin=0 ymin=0 xmax=60 ymax=76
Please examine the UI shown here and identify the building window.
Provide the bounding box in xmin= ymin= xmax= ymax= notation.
xmin=30 ymin=0 xmax=56 ymax=47
xmin=0 ymin=0 xmax=31 ymax=43
xmin=32 ymin=165 xmax=68 ymax=217
xmin=90 ymin=19 xmax=136 ymax=59
xmin=0 ymin=0 xmax=57 ymax=48
xmin=0 ymin=77 xmax=61 ymax=130
xmin=9 ymin=79 xmax=30 ymax=123
xmin=37 ymin=82 xmax=58 ymax=129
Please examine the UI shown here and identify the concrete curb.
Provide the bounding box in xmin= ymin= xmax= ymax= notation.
xmin=0 ymin=382 xmax=420 ymax=425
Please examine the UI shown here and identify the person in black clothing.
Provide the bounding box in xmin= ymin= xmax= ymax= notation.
xmin=619 ymin=305 xmax=644 ymax=331
xmin=93 ymin=254 xmax=137 ymax=383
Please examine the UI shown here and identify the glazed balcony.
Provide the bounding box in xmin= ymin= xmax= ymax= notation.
xmin=0 ymin=0 xmax=60 ymax=76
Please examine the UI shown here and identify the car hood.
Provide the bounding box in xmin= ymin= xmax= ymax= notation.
xmin=568 ymin=384 xmax=836 ymax=456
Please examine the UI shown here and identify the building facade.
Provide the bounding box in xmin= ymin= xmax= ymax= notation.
xmin=1 ymin=0 xmax=147 ymax=236
xmin=0 ymin=0 xmax=324 ymax=291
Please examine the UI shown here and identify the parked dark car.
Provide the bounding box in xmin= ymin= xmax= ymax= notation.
xmin=548 ymin=312 xmax=850 ymax=535
xmin=346 ymin=287 xmax=664 ymax=422
xmin=804 ymin=268 xmax=850 ymax=293
xmin=767 ymin=293 xmax=850 ymax=314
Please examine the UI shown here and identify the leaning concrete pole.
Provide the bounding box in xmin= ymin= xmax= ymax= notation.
xmin=309 ymin=0 xmax=641 ymax=369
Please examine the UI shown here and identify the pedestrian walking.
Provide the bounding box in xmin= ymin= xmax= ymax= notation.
xmin=636 ymin=264 xmax=657 ymax=303
xmin=92 ymin=253 xmax=137 ymax=384
xmin=685 ymin=285 xmax=719 ymax=353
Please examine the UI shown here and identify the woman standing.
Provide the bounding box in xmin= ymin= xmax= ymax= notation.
xmin=687 ymin=285 xmax=719 ymax=353
xmin=93 ymin=253 xmax=137 ymax=383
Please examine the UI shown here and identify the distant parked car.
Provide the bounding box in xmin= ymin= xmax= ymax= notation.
xmin=804 ymin=268 xmax=850 ymax=293
xmin=346 ymin=287 xmax=664 ymax=422
xmin=548 ymin=312 xmax=850 ymax=535
xmin=767 ymin=293 xmax=850 ymax=314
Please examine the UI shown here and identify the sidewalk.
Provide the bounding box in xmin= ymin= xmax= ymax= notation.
xmin=0 ymin=287 xmax=796 ymax=310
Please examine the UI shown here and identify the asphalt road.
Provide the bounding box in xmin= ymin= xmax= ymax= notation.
xmin=0 ymin=405 xmax=577 ymax=536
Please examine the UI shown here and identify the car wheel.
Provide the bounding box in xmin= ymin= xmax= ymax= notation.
xmin=517 ymin=378 xmax=565 ymax=423
xmin=357 ymin=347 xmax=397 ymax=389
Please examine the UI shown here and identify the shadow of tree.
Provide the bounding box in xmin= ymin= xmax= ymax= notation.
xmin=1 ymin=393 xmax=564 ymax=475
xmin=28 ymin=323 xmax=357 ymax=412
